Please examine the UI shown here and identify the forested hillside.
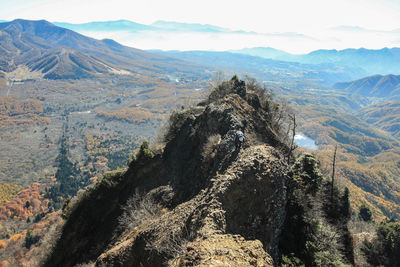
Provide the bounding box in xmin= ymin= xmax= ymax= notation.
xmin=334 ymin=74 xmax=400 ymax=98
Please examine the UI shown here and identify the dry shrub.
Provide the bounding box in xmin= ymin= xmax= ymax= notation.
xmin=202 ymin=134 xmax=221 ymax=159
xmin=117 ymin=194 xmax=192 ymax=263
xmin=244 ymin=76 xmax=270 ymax=104
xmin=207 ymin=78 xmax=237 ymax=103
xmin=159 ymin=106 xmax=204 ymax=144
xmin=203 ymin=71 xmax=227 ymax=99
xmin=117 ymin=193 xmax=162 ymax=235
xmin=152 ymin=120 xmax=170 ymax=146
xmin=244 ymin=75 xmax=293 ymax=135
xmin=148 ymin=225 xmax=193 ymax=264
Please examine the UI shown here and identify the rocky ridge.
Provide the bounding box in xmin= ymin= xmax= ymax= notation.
xmin=43 ymin=79 xmax=290 ymax=266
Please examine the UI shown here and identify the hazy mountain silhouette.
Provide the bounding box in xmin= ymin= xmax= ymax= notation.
xmin=54 ymin=20 xmax=248 ymax=34
xmin=334 ymin=74 xmax=400 ymax=97
xmin=151 ymin=50 xmax=366 ymax=85
xmin=235 ymin=47 xmax=400 ymax=75
xmin=49 ymin=19 xmax=400 ymax=75
xmin=230 ymin=47 xmax=294 ymax=60
xmin=54 ymin=20 xmax=155 ymax=33
xmin=300 ymin=48 xmax=400 ymax=75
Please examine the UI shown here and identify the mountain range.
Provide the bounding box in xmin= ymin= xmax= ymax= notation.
xmin=9 ymin=18 xmax=397 ymax=76
xmin=0 ymin=19 xmax=371 ymax=87
xmin=43 ymin=19 xmax=400 ymax=76
xmin=0 ymin=19 xmax=203 ymax=80
xmin=233 ymin=47 xmax=400 ymax=75
xmin=54 ymin=20 xmax=241 ymax=34
xmin=54 ymin=20 xmax=155 ymax=33
xmin=230 ymin=47 xmax=294 ymax=60
xmin=150 ymin=50 xmax=366 ymax=86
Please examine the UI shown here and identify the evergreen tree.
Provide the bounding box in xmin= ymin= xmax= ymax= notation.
xmin=280 ymin=153 xmax=354 ymax=266
xmin=340 ymin=187 xmax=351 ymax=220
xmin=363 ymin=221 xmax=400 ymax=266
xmin=292 ymin=153 xmax=323 ymax=196
xmin=359 ymin=204 xmax=373 ymax=222
xmin=25 ymin=231 xmax=40 ymax=249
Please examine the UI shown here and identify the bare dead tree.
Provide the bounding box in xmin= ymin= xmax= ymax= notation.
xmin=331 ymin=145 xmax=338 ymax=201
xmin=287 ymin=113 xmax=297 ymax=164
xmin=274 ymin=101 xmax=286 ymax=127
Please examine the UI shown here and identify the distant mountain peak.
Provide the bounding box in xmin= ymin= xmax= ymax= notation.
xmin=0 ymin=19 xmax=74 ymax=41
xmin=230 ymin=47 xmax=294 ymax=60
xmin=151 ymin=20 xmax=230 ymax=33
xmin=3 ymin=19 xmax=58 ymax=30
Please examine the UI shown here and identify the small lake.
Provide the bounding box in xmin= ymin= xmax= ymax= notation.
xmin=294 ymin=133 xmax=318 ymax=150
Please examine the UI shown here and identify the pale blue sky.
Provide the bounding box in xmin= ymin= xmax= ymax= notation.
xmin=1 ymin=0 xmax=399 ymax=53
xmin=1 ymin=0 xmax=399 ymax=32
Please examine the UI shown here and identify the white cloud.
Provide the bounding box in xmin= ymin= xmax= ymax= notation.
xmin=67 ymin=26 xmax=400 ymax=54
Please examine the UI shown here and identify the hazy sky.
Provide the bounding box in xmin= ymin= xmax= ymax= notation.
xmin=1 ymin=0 xmax=400 ymax=53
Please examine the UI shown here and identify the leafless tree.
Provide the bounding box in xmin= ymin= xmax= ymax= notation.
xmin=287 ymin=113 xmax=297 ymax=164
xmin=331 ymin=145 xmax=337 ymax=202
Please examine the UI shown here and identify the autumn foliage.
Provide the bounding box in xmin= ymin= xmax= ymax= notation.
xmin=0 ymin=183 xmax=49 ymax=221
xmin=0 ymin=182 xmax=61 ymax=266
xmin=0 ymin=97 xmax=50 ymax=128
xmin=96 ymin=106 xmax=165 ymax=123
xmin=0 ymin=183 xmax=22 ymax=204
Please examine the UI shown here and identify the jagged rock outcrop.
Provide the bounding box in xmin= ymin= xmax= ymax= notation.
xmin=173 ymin=234 xmax=274 ymax=266
xmin=43 ymin=85 xmax=290 ymax=267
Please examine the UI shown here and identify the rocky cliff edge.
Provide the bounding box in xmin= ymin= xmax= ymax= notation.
xmin=44 ymin=80 xmax=290 ymax=267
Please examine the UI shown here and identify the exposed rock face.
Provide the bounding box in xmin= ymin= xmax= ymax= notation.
xmin=44 ymin=89 xmax=289 ymax=267
xmin=175 ymin=234 xmax=274 ymax=267
xmin=96 ymin=145 xmax=287 ymax=266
